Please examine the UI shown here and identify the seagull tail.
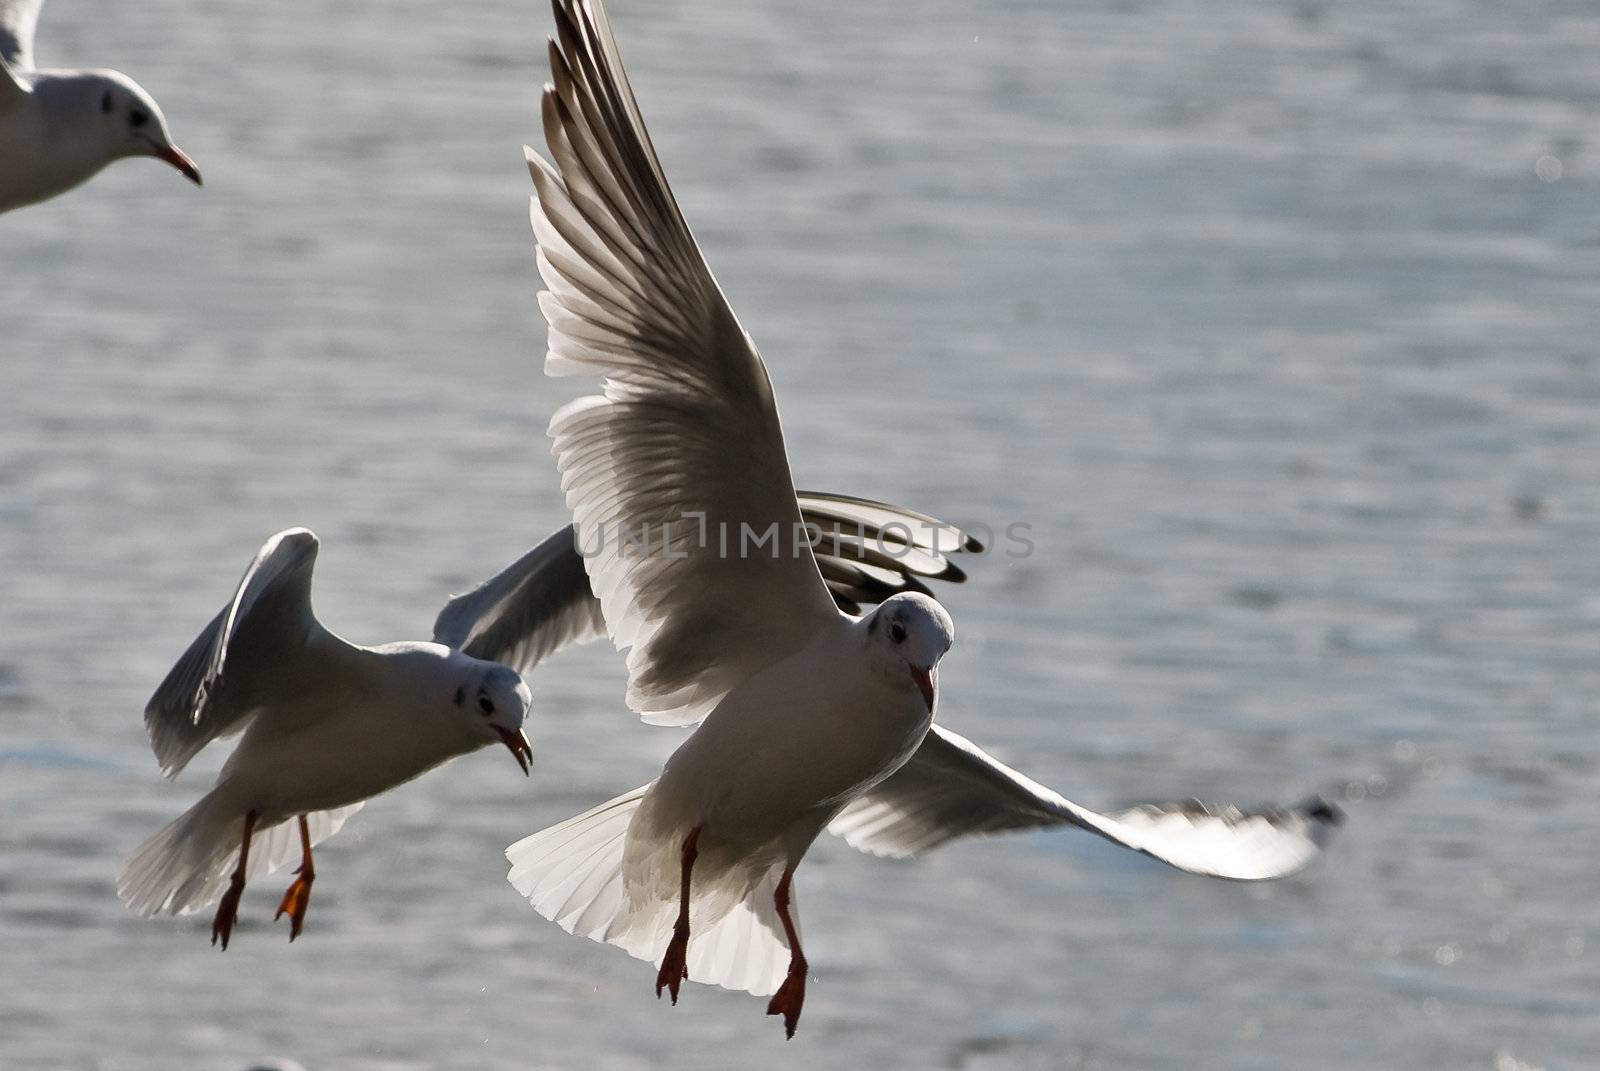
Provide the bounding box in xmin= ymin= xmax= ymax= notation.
xmin=506 ymin=785 xmax=794 ymax=997
xmin=118 ymin=788 xmax=362 ymax=918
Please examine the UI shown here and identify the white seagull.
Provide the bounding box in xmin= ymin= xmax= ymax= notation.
xmin=118 ymin=528 xmax=534 ymax=948
xmin=0 ymin=0 xmax=200 ymax=214
xmin=503 ymin=0 xmax=1340 ymax=1038
xmin=118 ymin=497 xmax=977 ymax=948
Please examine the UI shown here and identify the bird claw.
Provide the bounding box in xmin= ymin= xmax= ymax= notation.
xmin=273 ymin=870 xmax=314 ymax=942
xmin=765 ymin=964 xmax=807 ymax=1039
xmin=655 ymin=925 xmax=690 ymax=1004
xmin=211 ymin=879 xmax=245 ymax=950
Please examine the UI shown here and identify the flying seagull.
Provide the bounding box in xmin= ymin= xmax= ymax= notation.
xmin=0 ymin=0 xmax=199 ymax=214
xmin=502 ymin=0 xmax=1339 ymax=1040
xmin=119 ymin=495 xmax=978 ymax=947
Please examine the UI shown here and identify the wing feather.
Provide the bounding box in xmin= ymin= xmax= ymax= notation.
xmin=830 ymin=725 xmax=1341 ymax=881
xmin=144 ymin=529 xmax=338 ymax=778
xmin=533 ymin=0 xmax=842 ymax=727
xmin=0 ymin=0 xmax=41 ymax=71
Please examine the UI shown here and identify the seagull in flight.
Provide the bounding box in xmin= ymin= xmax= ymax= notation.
xmin=0 ymin=0 xmax=199 ymax=214
xmin=502 ymin=0 xmax=1339 ymax=1039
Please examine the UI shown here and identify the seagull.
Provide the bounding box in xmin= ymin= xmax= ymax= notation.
xmin=499 ymin=0 xmax=964 ymax=1037
xmin=118 ymin=496 xmax=973 ymax=948
xmin=502 ymin=0 xmax=1340 ymax=1038
xmin=0 ymin=0 xmax=200 ymax=214
xmin=118 ymin=528 xmax=534 ymax=949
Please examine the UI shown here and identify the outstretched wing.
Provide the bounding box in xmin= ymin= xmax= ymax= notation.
xmin=533 ymin=0 xmax=843 ymax=726
xmin=432 ymin=492 xmax=980 ymax=673
xmin=0 ymin=0 xmax=41 ymax=71
xmin=144 ymin=528 xmax=344 ymax=778
xmin=830 ymin=725 xmax=1341 ymax=881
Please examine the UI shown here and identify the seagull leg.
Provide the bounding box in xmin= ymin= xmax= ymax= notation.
xmin=274 ymin=814 xmax=315 ymax=941
xmin=765 ymin=865 xmax=807 ymax=1039
xmin=211 ymin=809 xmax=257 ymax=950
xmin=655 ymin=825 xmax=701 ymax=1005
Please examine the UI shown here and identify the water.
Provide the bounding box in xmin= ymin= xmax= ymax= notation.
xmin=4 ymin=0 xmax=1599 ymax=1067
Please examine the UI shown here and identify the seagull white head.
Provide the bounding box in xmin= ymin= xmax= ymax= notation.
xmin=865 ymin=592 xmax=955 ymax=713
xmin=71 ymin=69 xmax=201 ymax=185
xmin=455 ymin=661 xmax=534 ymax=774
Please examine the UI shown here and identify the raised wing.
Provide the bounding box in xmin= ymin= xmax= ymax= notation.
xmin=432 ymin=524 xmax=607 ymax=673
xmin=830 ymin=725 xmax=1341 ymax=881
xmin=533 ymin=0 xmax=843 ymax=725
xmin=433 ymin=492 xmax=980 ymax=673
xmin=144 ymin=528 xmax=339 ymax=778
xmin=0 ymin=0 xmax=41 ymax=70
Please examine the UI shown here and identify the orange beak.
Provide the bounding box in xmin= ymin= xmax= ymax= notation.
xmin=909 ymin=665 xmax=936 ymax=713
xmin=495 ymin=726 xmax=533 ymax=775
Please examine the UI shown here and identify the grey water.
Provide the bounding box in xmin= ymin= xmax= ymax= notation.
xmin=4 ymin=0 xmax=1598 ymax=1067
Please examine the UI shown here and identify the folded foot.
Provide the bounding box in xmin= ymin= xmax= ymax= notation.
xmin=766 ymin=964 xmax=807 ymax=1039
xmin=274 ymin=865 xmax=314 ymax=941
xmin=210 ymin=877 xmax=245 ymax=950
xmin=655 ymin=923 xmax=690 ymax=1004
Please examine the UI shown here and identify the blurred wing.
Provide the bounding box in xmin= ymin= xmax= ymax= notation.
xmin=534 ymin=0 xmax=840 ymax=725
xmin=830 ymin=725 xmax=1341 ymax=881
xmin=144 ymin=528 xmax=345 ymax=778
xmin=433 ymin=494 xmax=979 ymax=673
xmin=431 ymin=525 xmax=607 ymax=674
xmin=0 ymin=0 xmax=40 ymax=70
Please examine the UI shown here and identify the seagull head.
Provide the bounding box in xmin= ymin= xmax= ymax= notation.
xmin=864 ymin=592 xmax=955 ymax=714
xmin=81 ymin=70 xmax=202 ymax=186
xmin=457 ymin=661 xmax=534 ymax=775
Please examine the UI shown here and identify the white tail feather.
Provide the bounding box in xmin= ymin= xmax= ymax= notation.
xmin=119 ymin=791 xmax=362 ymax=918
xmin=506 ymin=785 xmax=794 ymax=996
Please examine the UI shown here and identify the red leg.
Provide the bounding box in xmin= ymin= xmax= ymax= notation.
xmin=655 ymin=825 xmax=701 ymax=1005
xmin=274 ymin=814 xmax=316 ymax=941
xmin=211 ymin=810 xmax=257 ymax=950
xmin=765 ymin=866 xmax=808 ymax=1039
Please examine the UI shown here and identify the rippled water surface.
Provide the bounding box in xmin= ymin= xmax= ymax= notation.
xmin=4 ymin=0 xmax=1599 ymax=1068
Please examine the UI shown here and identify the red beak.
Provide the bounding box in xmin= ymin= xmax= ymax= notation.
xmin=495 ymin=726 xmax=533 ymax=775
xmin=909 ymin=665 xmax=936 ymax=713
xmin=152 ymin=143 xmax=203 ymax=186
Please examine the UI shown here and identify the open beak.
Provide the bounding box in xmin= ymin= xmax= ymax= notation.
xmin=152 ymin=143 xmax=202 ymax=186
xmin=909 ymin=665 xmax=936 ymax=713
xmin=495 ymin=726 xmax=533 ymax=776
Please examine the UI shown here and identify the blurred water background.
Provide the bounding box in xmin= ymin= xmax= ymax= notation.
xmin=4 ymin=0 xmax=1599 ymax=1067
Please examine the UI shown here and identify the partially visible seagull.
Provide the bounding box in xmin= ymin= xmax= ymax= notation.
xmin=0 ymin=0 xmax=200 ymax=214
xmin=502 ymin=0 xmax=1341 ymax=1039
xmin=119 ymin=528 xmax=534 ymax=949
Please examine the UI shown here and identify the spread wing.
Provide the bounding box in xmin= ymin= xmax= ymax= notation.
xmin=533 ymin=0 xmax=843 ymax=726
xmin=830 ymin=725 xmax=1341 ymax=881
xmin=0 ymin=0 xmax=40 ymax=70
xmin=144 ymin=528 xmax=352 ymax=778
xmin=431 ymin=492 xmax=981 ymax=674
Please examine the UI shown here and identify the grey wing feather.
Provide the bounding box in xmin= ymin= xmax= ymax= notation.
xmin=144 ymin=528 xmax=323 ymax=778
xmin=431 ymin=495 xmax=981 ymax=674
xmin=0 ymin=0 xmax=41 ymax=69
xmin=830 ymin=724 xmax=1341 ymax=881
xmin=431 ymin=525 xmax=607 ymax=673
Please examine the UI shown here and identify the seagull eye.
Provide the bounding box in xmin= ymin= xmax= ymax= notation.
xmin=129 ymin=108 xmax=149 ymax=129
xmin=889 ymin=622 xmax=907 ymax=644
xmin=100 ymin=92 xmax=113 ymax=114
xmin=478 ymin=695 xmax=495 ymax=716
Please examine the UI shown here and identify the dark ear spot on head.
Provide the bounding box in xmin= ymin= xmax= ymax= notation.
xmin=867 ymin=613 xmax=880 ymax=636
xmin=453 ymin=686 xmax=465 ymax=706
xmin=100 ymin=91 xmax=113 ymax=114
